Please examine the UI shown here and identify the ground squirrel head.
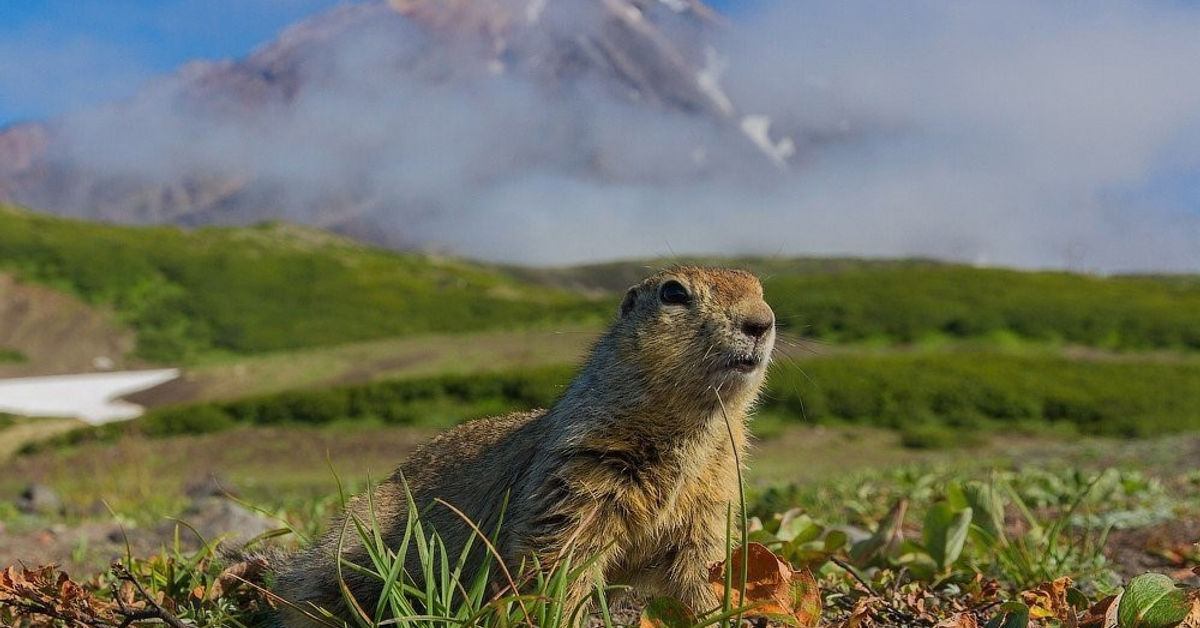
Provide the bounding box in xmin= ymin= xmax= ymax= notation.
xmin=613 ymin=266 xmax=775 ymax=400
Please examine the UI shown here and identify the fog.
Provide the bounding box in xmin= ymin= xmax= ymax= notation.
xmin=36 ymin=0 xmax=1200 ymax=271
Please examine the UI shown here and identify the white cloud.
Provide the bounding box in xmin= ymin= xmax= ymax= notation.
xmin=22 ymin=0 xmax=1200 ymax=271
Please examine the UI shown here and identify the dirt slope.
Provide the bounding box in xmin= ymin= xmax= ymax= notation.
xmin=0 ymin=273 xmax=136 ymax=377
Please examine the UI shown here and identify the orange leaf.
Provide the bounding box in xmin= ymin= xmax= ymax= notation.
xmin=708 ymin=542 xmax=822 ymax=627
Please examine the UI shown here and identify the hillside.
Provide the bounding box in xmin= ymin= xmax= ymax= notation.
xmin=506 ymin=257 xmax=1200 ymax=350
xmin=2 ymin=207 xmax=1198 ymax=370
xmin=0 ymin=272 xmax=136 ymax=377
xmin=0 ymin=205 xmax=607 ymax=362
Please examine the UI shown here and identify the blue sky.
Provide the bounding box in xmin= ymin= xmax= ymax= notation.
xmin=0 ymin=0 xmax=358 ymax=125
xmin=0 ymin=0 xmax=752 ymax=126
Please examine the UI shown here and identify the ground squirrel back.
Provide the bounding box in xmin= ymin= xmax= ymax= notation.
xmin=273 ymin=266 xmax=776 ymax=626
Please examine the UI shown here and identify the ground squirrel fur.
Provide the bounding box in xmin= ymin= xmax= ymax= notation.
xmin=273 ymin=266 xmax=776 ymax=626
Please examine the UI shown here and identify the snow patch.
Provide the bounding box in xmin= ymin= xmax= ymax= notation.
xmin=0 ymin=369 xmax=181 ymax=425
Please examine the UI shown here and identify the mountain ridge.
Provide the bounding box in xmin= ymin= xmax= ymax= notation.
xmin=0 ymin=0 xmax=797 ymax=248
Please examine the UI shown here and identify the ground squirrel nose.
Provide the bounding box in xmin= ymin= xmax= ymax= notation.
xmin=741 ymin=314 xmax=774 ymax=339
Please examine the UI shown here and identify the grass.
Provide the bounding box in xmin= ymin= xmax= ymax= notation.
xmin=3 ymin=205 xmax=1197 ymax=367
xmin=31 ymin=346 xmax=1198 ymax=454
xmin=0 ymin=347 xmax=26 ymax=363
xmin=3 ymin=426 xmax=1198 ymax=628
xmin=0 ymin=205 xmax=607 ymax=361
xmin=506 ymin=256 xmax=1200 ymax=350
xmin=140 ymin=326 xmax=598 ymax=406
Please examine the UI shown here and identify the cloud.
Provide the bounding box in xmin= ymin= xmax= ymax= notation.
xmin=28 ymin=0 xmax=1200 ymax=271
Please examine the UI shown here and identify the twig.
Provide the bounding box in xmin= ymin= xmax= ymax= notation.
xmin=111 ymin=562 xmax=191 ymax=628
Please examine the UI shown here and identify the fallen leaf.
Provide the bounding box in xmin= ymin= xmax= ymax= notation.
xmin=1178 ymin=590 xmax=1200 ymax=628
xmin=1021 ymin=577 xmax=1076 ymax=627
xmin=708 ymin=542 xmax=822 ymax=627
xmin=936 ymin=613 xmax=979 ymax=628
xmin=1079 ymin=594 xmax=1117 ymax=628
xmin=838 ymin=597 xmax=875 ymax=628
xmin=639 ymin=597 xmax=697 ymax=628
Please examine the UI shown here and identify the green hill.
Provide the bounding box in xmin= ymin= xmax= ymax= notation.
xmin=0 ymin=206 xmax=607 ymax=361
xmin=2 ymin=206 xmax=1197 ymax=365
xmin=507 ymin=258 xmax=1200 ymax=350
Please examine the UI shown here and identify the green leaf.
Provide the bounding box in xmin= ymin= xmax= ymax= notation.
xmin=985 ymin=601 xmax=1031 ymax=628
xmin=924 ymin=503 xmax=972 ymax=571
xmin=1117 ymin=573 xmax=1190 ymax=628
xmin=776 ymin=508 xmax=812 ymax=539
xmin=849 ymin=498 xmax=907 ymax=566
xmin=962 ymin=481 xmax=1007 ymax=542
xmin=824 ymin=530 xmax=848 ymax=553
xmin=639 ymin=597 xmax=697 ymax=628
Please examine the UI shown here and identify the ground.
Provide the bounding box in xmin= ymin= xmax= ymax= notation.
xmin=1 ymin=425 xmax=1196 ymax=587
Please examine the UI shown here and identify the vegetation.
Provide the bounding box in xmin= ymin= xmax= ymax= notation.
xmin=0 ymin=206 xmax=606 ymax=361
xmin=0 ymin=347 xmax=26 ymax=363
xmin=31 ymin=350 xmax=1198 ymax=451
xmin=3 ymin=458 xmax=1197 ymax=628
xmin=3 ymin=206 xmax=1198 ymax=366
xmin=509 ymin=257 xmax=1200 ymax=350
xmin=763 ymin=265 xmax=1200 ymax=350
xmin=762 ymin=352 xmax=1200 ymax=437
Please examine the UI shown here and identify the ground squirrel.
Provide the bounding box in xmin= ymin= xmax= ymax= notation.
xmin=273 ymin=266 xmax=776 ymax=626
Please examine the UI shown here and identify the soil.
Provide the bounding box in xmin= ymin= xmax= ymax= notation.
xmin=1106 ymin=516 xmax=1200 ymax=584
xmin=0 ymin=273 xmax=136 ymax=378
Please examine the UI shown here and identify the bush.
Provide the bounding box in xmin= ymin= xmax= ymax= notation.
xmin=762 ymin=352 xmax=1200 ymax=436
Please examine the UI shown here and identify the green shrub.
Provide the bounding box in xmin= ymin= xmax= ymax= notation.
xmin=762 ymin=352 xmax=1200 ymax=436
xmin=765 ymin=265 xmax=1200 ymax=350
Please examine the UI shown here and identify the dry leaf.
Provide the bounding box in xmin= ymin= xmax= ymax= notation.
xmin=935 ymin=613 xmax=979 ymax=628
xmin=839 ymin=597 xmax=875 ymax=628
xmin=708 ymin=542 xmax=823 ymax=627
xmin=1080 ymin=594 xmax=1118 ymax=628
xmin=1022 ymin=577 xmax=1076 ymax=627
xmin=639 ymin=597 xmax=698 ymax=628
xmin=1179 ymin=590 xmax=1200 ymax=628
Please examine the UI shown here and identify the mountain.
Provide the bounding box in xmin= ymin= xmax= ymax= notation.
xmin=0 ymin=0 xmax=795 ymax=250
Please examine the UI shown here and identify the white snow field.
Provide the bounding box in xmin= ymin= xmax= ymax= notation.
xmin=0 ymin=369 xmax=180 ymax=425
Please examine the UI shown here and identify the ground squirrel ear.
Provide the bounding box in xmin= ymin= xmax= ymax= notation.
xmin=619 ymin=288 xmax=638 ymax=317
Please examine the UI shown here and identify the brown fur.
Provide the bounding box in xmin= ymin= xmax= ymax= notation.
xmin=273 ymin=266 xmax=776 ymax=627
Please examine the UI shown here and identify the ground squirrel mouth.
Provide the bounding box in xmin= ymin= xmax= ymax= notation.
xmin=726 ymin=355 xmax=762 ymax=374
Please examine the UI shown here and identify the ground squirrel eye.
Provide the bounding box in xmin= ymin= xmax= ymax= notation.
xmin=659 ymin=280 xmax=690 ymax=306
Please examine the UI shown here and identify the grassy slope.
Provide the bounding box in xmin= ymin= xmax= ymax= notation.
xmin=0 ymin=205 xmax=607 ymax=361
xmin=506 ymin=257 xmax=1200 ymax=350
xmin=3 ymin=206 xmax=1197 ymax=368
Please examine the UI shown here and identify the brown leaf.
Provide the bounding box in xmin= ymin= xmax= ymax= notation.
xmin=639 ymin=597 xmax=698 ymax=628
xmin=1022 ymin=577 xmax=1076 ymax=627
xmin=935 ymin=613 xmax=979 ymax=628
xmin=791 ymin=568 xmax=821 ymax=627
xmin=1080 ymin=594 xmax=1118 ymax=628
xmin=1179 ymin=590 xmax=1200 ymax=628
xmin=839 ymin=597 xmax=875 ymax=628
xmin=708 ymin=543 xmax=822 ymax=626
